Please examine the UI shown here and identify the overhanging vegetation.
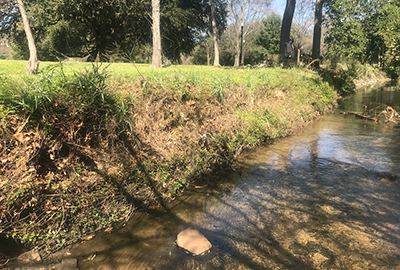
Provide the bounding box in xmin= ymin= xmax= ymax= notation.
xmin=0 ymin=62 xmax=337 ymax=258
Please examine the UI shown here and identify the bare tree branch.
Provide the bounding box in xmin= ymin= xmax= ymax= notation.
xmin=227 ymin=0 xmax=271 ymax=66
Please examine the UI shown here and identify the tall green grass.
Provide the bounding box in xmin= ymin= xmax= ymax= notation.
xmin=0 ymin=63 xmax=129 ymax=138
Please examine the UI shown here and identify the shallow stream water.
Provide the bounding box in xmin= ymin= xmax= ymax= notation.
xmin=70 ymin=85 xmax=400 ymax=270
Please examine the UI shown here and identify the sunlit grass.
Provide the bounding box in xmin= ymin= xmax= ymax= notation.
xmin=0 ymin=59 xmax=337 ymax=254
xmin=0 ymin=60 xmax=304 ymax=87
xmin=0 ymin=60 xmax=333 ymax=107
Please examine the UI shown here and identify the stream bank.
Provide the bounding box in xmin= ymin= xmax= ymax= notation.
xmin=0 ymin=66 xmax=337 ymax=265
xmin=63 ymin=84 xmax=400 ymax=270
xmin=7 ymin=84 xmax=400 ymax=270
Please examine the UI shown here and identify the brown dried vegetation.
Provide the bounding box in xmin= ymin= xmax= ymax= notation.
xmin=0 ymin=66 xmax=337 ymax=260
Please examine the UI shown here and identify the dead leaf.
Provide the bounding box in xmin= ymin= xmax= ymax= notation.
xmin=13 ymin=133 xmax=25 ymax=144
xmin=32 ymin=142 xmax=40 ymax=148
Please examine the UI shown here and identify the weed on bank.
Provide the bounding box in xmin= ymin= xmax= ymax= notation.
xmin=0 ymin=62 xmax=337 ymax=259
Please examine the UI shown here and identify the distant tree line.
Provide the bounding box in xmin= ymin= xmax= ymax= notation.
xmin=1 ymin=0 xmax=399 ymax=78
xmin=324 ymin=0 xmax=400 ymax=79
xmin=1 ymin=0 xmax=226 ymax=63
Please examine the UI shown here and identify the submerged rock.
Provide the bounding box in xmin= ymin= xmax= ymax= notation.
xmin=176 ymin=228 xmax=212 ymax=256
xmin=377 ymin=171 xmax=397 ymax=182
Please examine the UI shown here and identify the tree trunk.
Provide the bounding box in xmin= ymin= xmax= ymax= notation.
xmin=240 ymin=37 xmax=245 ymax=65
xmin=279 ymin=0 xmax=296 ymax=63
xmin=312 ymin=0 xmax=322 ymax=68
xmin=233 ymin=24 xmax=241 ymax=67
xmin=210 ymin=0 xmax=220 ymax=66
xmin=234 ymin=2 xmax=245 ymax=68
xmin=297 ymin=48 xmax=300 ymax=65
xmin=206 ymin=45 xmax=210 ymax=66
xmin=234 ymin=38 xmax=240 ymax=67
xmin=16 ymin=0 xmax=39 ymax=75
xmin=151 ymin=0 xmax=162 ymax=68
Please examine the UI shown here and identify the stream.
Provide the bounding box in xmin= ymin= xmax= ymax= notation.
xmin=69 ymin=85 xmax=400 ymax=270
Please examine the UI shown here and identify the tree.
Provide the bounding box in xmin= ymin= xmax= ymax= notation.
xmin=16 ymin=0 xmax=39 ymax=74
xmin=191 ymin=42 xmax=210 ymax=65
xmin=160 ymin=0 xmax=209 ymax=62
xmin=210 ymin=0 xmax=220 ymax=66
xmin=311 ymin=0 xmax=322 ymax=68
xmin=198 ymin=0 xmax=227 ymax=66
xmin=5 ymin=0 xmax=151 ymax=62
xmin=242 ymin=22 xmax=268 ymax=65
xmin=61 ymin=0 xmax=150 ymax=61
xmin=293 ymin=0 xmax=313 ymax=35
xmin=257 ymin=13 xmax=281 ymax=56
xmin=4 ymin=0 xmax=224 ymax=63
xmin=364 ymin=2 xmax=400 ymax=79
xmin=291 ymin=0 xmax=314 ymax=54
xmin=279 ymin=0 xmax=296 ymax=63
xmin=237 ymin=13 xmax=281 ymax=66
xmin=4 ymin=0 xmax=87 ymax=61
xmin=1 ymin=0 xmax=40 ymax=73
xmin=218 ymin=25 xmax=236 ymax=65
xmin=323 ymin=0 xmax=400 ymax=79
xmin=324 ymin=0 xmax=372 ymax=65
xmin=227 ymin=0 xmax=271 ymax=67
xmin=152 ymin=0 xmax=162 ymax=67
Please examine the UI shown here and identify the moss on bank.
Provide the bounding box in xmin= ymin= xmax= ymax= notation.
xmin=0 ymin=64 xmax=337 ymax=260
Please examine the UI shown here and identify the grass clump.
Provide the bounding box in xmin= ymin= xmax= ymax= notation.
xmin=0 ymin=63 xmax=133 ymax=257
xmin=0 ymin=62 xmax=337 ymax=259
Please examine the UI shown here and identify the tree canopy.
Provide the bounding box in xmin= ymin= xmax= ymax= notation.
xmin=324 ymin=0 xmax=369 ymax=63
xmin=257 ymin=13 xmax=281 ymax=56
xmin=324 ymin=0 xmax=400 ymax=78
xmin=0 ymin=0 xmax=19 ymax=34
xmin=364 ymin=2 xmax=400 ymax=78
xmin=3 ymin=0 xmax=226 ymax=63
xmin=1 ymin=0 xmax=400 ymax=76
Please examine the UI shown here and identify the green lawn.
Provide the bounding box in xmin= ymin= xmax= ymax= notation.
xmin=0 ymin=59 xmax=314 ymax=95
xmin=0 ymin=59 xmax=227 ymax=77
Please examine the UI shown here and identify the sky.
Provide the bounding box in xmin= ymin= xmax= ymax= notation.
xmin=272 ymin=0 xmax=287 ymax=16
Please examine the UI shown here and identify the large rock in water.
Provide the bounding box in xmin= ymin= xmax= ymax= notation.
xmin=176 ymin=228 xmax=212 ymax=256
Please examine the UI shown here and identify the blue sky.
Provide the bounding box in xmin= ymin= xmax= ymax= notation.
xmin=272 ymin=0 xmax=286 ymax=16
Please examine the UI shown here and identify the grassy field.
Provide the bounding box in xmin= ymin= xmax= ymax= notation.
xmin=0 ymin=59 xmax=338 ymax=260
xmin=0 ymin=59 xmax=322 ymax=96
xmin=0 ymin=59 xmax=235 ymax=78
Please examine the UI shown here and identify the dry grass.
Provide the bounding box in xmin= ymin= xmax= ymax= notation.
xmin=0 ymin=63 xmax=337 ymax=260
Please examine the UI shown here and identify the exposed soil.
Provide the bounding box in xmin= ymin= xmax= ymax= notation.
xmin=6 ymin=111 xmax=400 ymax=270
xmin=0 ymin=70 xmax=335 ymax=266
xmin=66 ymin=113 xmax=399 ymax=270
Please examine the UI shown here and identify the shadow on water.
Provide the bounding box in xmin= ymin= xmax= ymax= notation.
xmin=70 ymin=158 xmax=400 ymax=269
xmin=66 ymin=86 xmax=400 ymax=270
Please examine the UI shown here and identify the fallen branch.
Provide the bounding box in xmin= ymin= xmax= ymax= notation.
xmin=340 ymin=111 xmax=378 ymax=122
xmin=305 ymin=59 xmax=319 ymax=69
xmin=0 ymin=258 xmax=10 ymax=267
